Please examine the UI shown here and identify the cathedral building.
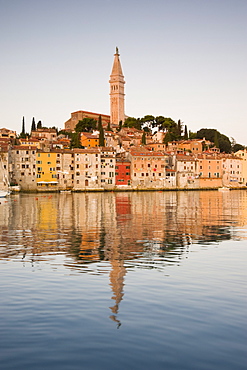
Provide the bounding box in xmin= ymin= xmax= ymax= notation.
xmin=64 ymin=48 xmax=126 ymax=132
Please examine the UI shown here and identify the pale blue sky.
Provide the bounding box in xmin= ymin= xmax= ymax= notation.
xmin=0 ymin=0 xmax=246 ymax=144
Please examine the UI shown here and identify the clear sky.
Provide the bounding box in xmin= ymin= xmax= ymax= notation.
xmin=0 ymin=0 xmax=246 ymax=144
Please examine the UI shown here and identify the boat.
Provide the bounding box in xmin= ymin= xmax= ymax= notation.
xmin=218 ymin=187 xmax=230 ymax=192
xmin=0 ymin=189 xmax=9 ymax=198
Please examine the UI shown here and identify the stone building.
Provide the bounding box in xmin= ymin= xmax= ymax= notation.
xmin=64 ymin=111 xmax=110 ymax=132
xmin=10 ymin=146 xmax=37 ymax=191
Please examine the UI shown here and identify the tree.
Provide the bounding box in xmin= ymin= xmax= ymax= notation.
xmin=98 ymin=115 xmax=105 ymax=147
xmin=164 ymin=132 xmax=172 ymax=144
xmin=75 ymin=118 xmax=97 ymax=133
xmin=177 ymin=120 xmax=183 ymax=137
xmin=196 ymin=128 xmax=231 ymax=153
xmin=184 ymin=125 xmax=188 ymax=139
xmin=31 ymin=117 xmax=36 ymax=132
xmin=106 ymin=121 xmax=112 ymax=131
xmin=232 ymin=143 xmax=245 ymax=152
xmin=118 ymin=120 xmax=123 ymax=132
xmin=21 ymin=116 xmax=25 ymax=134
xmin=141 ymin=131 xmax=146 ymax=145
xmin=19 ymin=116 xmax=26 ymax=138
xmin=124 ymin=117 xmax=142 ymax=130
xmin=37 ymin=120 xmax=42 ymax=129
xmin=214 ymin=131 xmax=219 ymax=148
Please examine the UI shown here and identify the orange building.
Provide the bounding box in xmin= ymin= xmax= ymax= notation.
xmin=80 ymin=132 xmax=99 ymax=148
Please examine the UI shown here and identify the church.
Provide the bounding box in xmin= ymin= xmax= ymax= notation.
xmin=64 ymin=48 xmax=126 ymax=131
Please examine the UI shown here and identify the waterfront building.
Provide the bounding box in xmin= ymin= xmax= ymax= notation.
xmin=10 ymin=146 xmax=37 ymax=191
xmin=100 ymin=147 xmax=116 ymax=188
xmin=115 ymin=158 xmax=131 ymax=187
xmin=222 ymin=154 xmax=242 ymax=187
xmin=73 ymin=148 xmax=101 ymax=190
xmin=196 ymin=153 xmax=223 ymax=188
xmin=128 ymin=149 xmax=167 ymax=189
xmin=0 ymin=146 xmax=9 ymax=190
xmin=176 ymin=153 xmax=199 ymax=189
xmin=36 ymin=150 xmax=58 ymax=190
xmin=235 ymin=149 xmax=247 ymax=186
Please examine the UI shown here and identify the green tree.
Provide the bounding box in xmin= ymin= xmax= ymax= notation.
xmin=106 ymin=121 xmax=112 ymax=131
xmin=19 ymin=116 xmax=26 ymax=138
xmin=164 ymin=132 xmax=172 ymax=144
xmin=177 ymin=119 xmax=183 ymax=137
xmin=184 ymin=125 xmax=188 ymax=139
xmin=75 ymin=118 xmax=97 ymax=133
xmin=22 ymin=116 xmax=25 ymax=134
xmin=31 ymin=117 xmax=36 ymax=131
xmin=118 ymin=120 xmax=123 ymax=132
xmin=70 ymin=132 xmax=82 ymax=148
xmin=232 ymin=143 xmax=245 ymax=152
xmin=214 ymin=131 xmax=219 ymax=148
xmin=196 ymin=128 xmax=231 ymax=153
xmin=37 ymin=120 xmax=42 ymax=129
xmin=124 ymin=117 xmax=142 ymax=130
xmin=141 ymin=131 xmax=146 ymax=145
xmin=98 ymin=115 xmax=105 ymax=147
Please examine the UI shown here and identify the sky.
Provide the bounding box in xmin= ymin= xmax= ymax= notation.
xmin=0 ymin=0 xmax=246 ymax=144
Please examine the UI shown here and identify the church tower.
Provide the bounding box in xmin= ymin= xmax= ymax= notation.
xmin=109 ymin=47 xmax=125 ymax=126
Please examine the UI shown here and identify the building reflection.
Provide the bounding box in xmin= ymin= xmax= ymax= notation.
xmin=1 ymin=190 xmax=247 ymax=326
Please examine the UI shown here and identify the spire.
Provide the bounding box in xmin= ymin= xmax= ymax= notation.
xmin=110 ymin=48 xmax=124 ymax=78
xmin=109 ymin=48 xmax=125 ymax=125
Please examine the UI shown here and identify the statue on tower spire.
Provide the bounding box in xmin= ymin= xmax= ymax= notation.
xmin=116 ymin=46 xmax=119 ymax=55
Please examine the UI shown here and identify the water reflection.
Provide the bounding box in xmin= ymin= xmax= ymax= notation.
xmin=0 ymin=190 xmax=247 ymax=326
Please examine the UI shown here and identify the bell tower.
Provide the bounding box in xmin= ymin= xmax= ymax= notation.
xmin=109 ymin=47 xmax=125 ymax=126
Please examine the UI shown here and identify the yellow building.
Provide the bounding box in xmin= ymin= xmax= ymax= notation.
xmin=36 ymin=151 xmax=58 ymax=190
